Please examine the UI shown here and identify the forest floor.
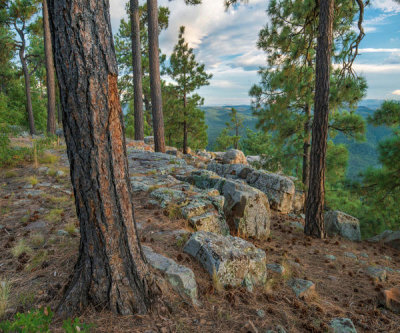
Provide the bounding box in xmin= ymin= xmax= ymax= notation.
xmin=0 ymin=139 xmax=399 ymax=332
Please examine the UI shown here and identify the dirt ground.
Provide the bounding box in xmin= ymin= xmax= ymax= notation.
xmin=1 ymin=144 xmax=399 ymax=332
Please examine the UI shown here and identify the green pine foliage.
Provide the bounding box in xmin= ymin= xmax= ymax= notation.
xmin=214 ymin=107 xmax=244 ymax=151
xmin=166 ymin=26 xmax=212 ymax=152
xmin=249 ymin=0 xmax=367 ymax=184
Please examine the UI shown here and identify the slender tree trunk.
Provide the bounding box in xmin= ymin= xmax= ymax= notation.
xmin=302 ymin=103 xmax=312 ymax=192
xmin=183 ymin=94 xmax=188 ymax=154
xmin=57 ymin=101 xmax=62 ymax=125
xmin=48 ymin=0 xmax=155 ymax=317
xmin=130 ymin=0 xmax=144 ymax=140
xmin=43 ymin=0 xmax=57 ymax=135
xmin=234 ymin=121 xmax=239 ymax=149
xmin=305 ymin=0 xmax=334 ymax=238
xmin=147 ymin=0 xmax=165 ymax=152
xmin=16 ymin=27 xmax=35 ymax=135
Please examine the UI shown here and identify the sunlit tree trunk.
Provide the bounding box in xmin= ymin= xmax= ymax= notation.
xmin=130 ymin=0 xmax=144 ymax=140
xmin=48 ymin=0 xmax=154 ymax=317
xmin=147 ymin=0 xmax=166 ymax=152
xmin=305 ymin=0 xmax=335 ymax=238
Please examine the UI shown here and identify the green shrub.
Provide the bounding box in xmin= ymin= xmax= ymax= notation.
xmin=62 ymin=317 xmax=92 ymax=333
xmin=0 ymin=307 xmax=53 ymax=332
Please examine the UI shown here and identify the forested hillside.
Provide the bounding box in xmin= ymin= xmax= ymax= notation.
xmin=204 ymin=103 xmax=392 ymax=179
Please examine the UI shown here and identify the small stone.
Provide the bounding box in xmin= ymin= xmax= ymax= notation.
xmin=325 ymin=254 xmax=336 ymax=261
xmin=365 ymin=266 xmax=387 ymax=281
xmin=184 ymin=231 xmax=267 ymax=288
xmin=290 ymin=221 xmax=304 ymax=230
xmin=256 ymin=309 xmax=265 ymax=318
xmin=287 ymin=278 xmax=315 ymax=298
xmin=38 ymin=166 xmax=49 ymax=173
xmin=344 ymin=252 xmax=357 ymax=260
xmin=360 ymin=252 xmax=369 ymax=258
xmin=329 ymin=318 xmax=357 ymax=333
xmin=267 ymin=263 xmax=285 ymax=275
xmin=55 ymin=170 xmax=65 ymax=177
xmin=383 ymin=255 xmax=392 ymax=261
xmin=57 ymin=230 xmax=69 ymax=236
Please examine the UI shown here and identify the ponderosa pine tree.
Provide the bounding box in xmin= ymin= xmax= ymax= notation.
xmin=214 ymin=107 xmax=244 ymax=151
xmin=115 ymin=2 xmax=169 ymax=138
xmin=48 ymin=0 xmax=155 ymax=317
xmin=42 ymin=0 xmax=56 ymax=135
xmin=305 ymin=0 xmax=335 ymax=238
xmin=130 ymin=0 xmax=144 ymax=140
xmin=250 ymin=0 xmax=367 ymax=193
xmin=167 ymin=26 xmax=211 ymax=154
xmin=5 ymin=0 xmax=41 ymax=135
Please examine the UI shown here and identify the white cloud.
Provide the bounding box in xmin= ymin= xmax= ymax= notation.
xmin=393 ymin=89 xmax=400 ymax=95
xmin=371 ymin=0 xmax=400 ymax=13
xmin=353 ymin=63 xmax=400 ymax=73
xmin=359 ymin=48 xmax=400 ymax=53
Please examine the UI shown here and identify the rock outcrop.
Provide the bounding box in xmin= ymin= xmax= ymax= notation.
xmin=324 ymin=211 xmax=361 ymax=241
xmin=379 ymin=287 xmax=400 ymax=314
xmin=368 ymin=230 xmax=400 ymax=250
xmin=185 ymin=170 xmax=271 ymax=239
xmin=222 ymin=149 xmax=248 ymax=165
xmin=142 ymin=246 xmax=198 ymax=304
xmin=208 ymin=162 xmax=296 ymax=213
xmin=183 ymin=231 xmax=267 ymax=290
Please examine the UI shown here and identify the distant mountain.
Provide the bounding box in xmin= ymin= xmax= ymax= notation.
xmin=202 ymin=102 xmax=391 ymax=180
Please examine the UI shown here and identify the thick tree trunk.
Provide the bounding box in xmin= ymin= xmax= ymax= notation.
xmin=43 ymin=0 xmax=56 ymax=135
xmin=302 ymin=103 xmax=312 ymax=192
xmin=147 ymin=0 xmax=165 ymax=152
xmin=130 ymin=0 xmax=144 ymax=140
xmin=48 ymin=0 xmax=154 ymax=317
xmin=305 ymin=0 xmax=334 ymax=238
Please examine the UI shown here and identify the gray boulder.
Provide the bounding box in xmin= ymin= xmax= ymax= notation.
xmin=368 ymin=230 xmax=400 ymax=250
xmin=142 ymin=246 xmax=198 ymax=304
xmin=221 ymin=179 xmax=270 ymax=239
xmin=246 ymin=170 xmax=295 ymax=213
xmin=144 ymin=136 xmax=154 ymax=145
xmin=207 ymin=162 xmax=253 ymax=179
xmin=222 ymin=149 xmax=248 ymax=165
xmin=329 ymin=318 xmax=357 ymax=333
xmin=184 ymin=231 xmax=267 ymax=289
xmin=287 ymin=278 xmax=315 ymax=298
xmin=324 ymin=211 xmax=361 ymax=241
xmin=185 ymin=170 xmax=271 ymax=239
xmin=292 ymin=190 xmax=305 ymax=213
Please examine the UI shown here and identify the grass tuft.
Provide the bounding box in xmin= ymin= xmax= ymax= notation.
xmin=0 ymin=279 xmax=11 ymax=318
xmin=27 ymin=176 xmax=38 ymax=186
xmin=30 ymin=233 xmax=45 ymax=248
xmin=4 ymin=170 xmax=17 ymax=179
xmin=45 ymin=208 xmax=63 ymax=223
xmin=38 ymin=152 xmax=59 ymax=165
xmin=11 ymin=240 xmax=32 ymax=257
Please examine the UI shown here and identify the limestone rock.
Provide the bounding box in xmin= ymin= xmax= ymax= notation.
xmin=344 ymin=252 xmax=357 ymax=260
xmin=379 ymin=287 xmax=400 ymax=313
xmin=267 ymin=263 xmax=285 ymax=275
xmin=292 ymin=190 xmax=305 ymax=213
xmin=185 ymin=170 xmax=271 ymax=239
xmin=329 ymin=318 xmax=357 ymax=333
xmin=183 ymin=231 xmax=267 ymax=288
xmin=142 ymin=246 xmax=198 ymax=304
xmin=365 ymin=266 xmax=387 ymax=281
xmin=324 ymin=211 xmax=361 ymax=241
xmin=368 ymin=230 xmax=400 ymax=250
xmin=246 ymin=155 xmax=261 ymax=165
xmin=287 ymin=278 xmax=315 ymax=298
xmin=188 ymin=212 xmax=229 ymax=236
xmin=221 ymin=179 xmax=270 ymax=239
xmin=246 ymin=170 xmax=295 ymax=213
xmin=222 ymin=149 xmax=248 ymax=165
xmin=144 ymin=136 xmax=154 ymax=145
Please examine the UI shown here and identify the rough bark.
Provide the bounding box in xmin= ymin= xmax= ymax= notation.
xmin=183 ymin=94 xmax=188 ymax=154
xmin=43 ymin=0 xmax=57 ymax=135
xmin=305 ymin=0 xmax=334 ymax=238
xmin=48 ymin=0 xmax=154 ymax=317
xmin=302 ymin=103 xmax=312 ymax=192
xmin=15 ymin=26 xmax=35 ymax=135
xmin=130 ymin=0 xmax=144 ymax=140
xmin=147 ymin=0 xmax=166 ymax=152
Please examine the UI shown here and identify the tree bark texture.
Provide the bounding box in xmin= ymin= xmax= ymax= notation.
xmin=43 ymin=0 xmax=57 ymax=135
xmin=302 ymin=103 xmax=312 ymax=192
xmin=305 ymin=0 xmax=334 ymax=238
xmin=130 ymin=0 xmax=144 ymax=140
xmin=48 ymin=0 xmax=153 ymax=317
xmin=16 ymin=27 xmax=35 ymax=135
xmin=183 ymin=94 xmax=188 ymax=154
xmin=147 ymin=0 xmax=166 ymax=152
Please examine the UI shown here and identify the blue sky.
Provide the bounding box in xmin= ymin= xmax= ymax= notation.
xmin=110 ymin=0 xmax=400 ymax=105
